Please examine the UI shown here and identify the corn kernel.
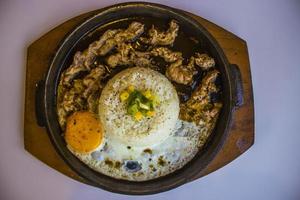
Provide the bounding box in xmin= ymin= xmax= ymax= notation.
xmin=128 ymin=85 xmax=135 ymax=92
xmin=146 ymin=111 xmax=155 ymax=117
xmin=134 ymin=112 xmax=143 ymax=121
xmin=143 ymin=90 xmax=152 ymax=99
xmin=152 ymin=95 xmax=160 ymax=104
xmin=120 ymin=91 xmax=129 ymax=101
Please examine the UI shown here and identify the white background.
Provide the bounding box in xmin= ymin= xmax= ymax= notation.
xmin=0 ymin=0 xmax=299 ymax=199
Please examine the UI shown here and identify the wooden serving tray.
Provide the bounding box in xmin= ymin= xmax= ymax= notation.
xmin=24 ymin=7 xmax=254 ymax=186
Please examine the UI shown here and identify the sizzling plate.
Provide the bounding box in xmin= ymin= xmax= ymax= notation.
xmin=38 ymin=2 xmax=242 ymax=194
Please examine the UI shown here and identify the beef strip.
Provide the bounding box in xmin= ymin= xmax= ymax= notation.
xmin=61 ymin=52 xmax=88 ymax=86
xmin=189 ymin=70 xmax=219 ymax=103
xmin=61 ymin=29 xmax=120 ymax=86
xmin=106 ymin=43 xmax=151 ymax=68
xmin=61 ymin=22 xmax=144 ymax=86
xmin=165 ymin=55 xmax=198 ymax=85
xmin=82 ymin=65 xmax=106 ymax=98
xmin=97 ymin=22 xmax=144 ymax=56
xmin=131 ymin=51 xmax=152 ymax=67
xmin=141 ymin=20 xmax=179 ymax=46
xmin=194 ymin=53 xmax=215 ymax=70
xmin=150 ymin=47 xmax=182 ymax=62
xmin=166 ymin=59 xmax=196 ymax=85
xmin=180 ymin=70 xmax=222 ymax=126
xmin=57 ymin=65 xmax=106 ymax=129
xmin=164 ymin=52 xmax=216 ymax=85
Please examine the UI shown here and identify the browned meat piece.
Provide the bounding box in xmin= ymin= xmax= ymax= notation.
xmin=62 ymin=80 xmax=85 ymax=113
xmin=165 ymin=53 xmax=215 ymax=85
xmin=165 ymin=58 xmax=197 ymax=85
xmin=61 ymin=22 xmax=143 ymax=86
xmin=62 ymin=88 xmax=85 ymax=113
xmin=194 ymin=53 xmax=215 ymax=70
xmin=106 ymin=43 xmax=151 ymax=68
xmin=88 ymin=29 xmax=121 ymax=54
xmin=205 ymin=102 xmax=222 ymax=121
xmin=61 ymin=29 xmax=120 ymax=86
xmin=58 ymin=79 xmax=85 ymax=124
xmin=57 ymin=65 xmax=106 ymax=129
xmin=151 ymin=47 xmax=182 ymax=62
xmin=106 ymin=43 xmax=133 ymax=67
xmin=72 ymin=79 xmax=84 ymax=93
xmin=197 ymin=102 xmax=222 ymax=147
xmin=186 ymin=56 xmax=196 ymax=70
xmin=141 ymin=20 xmax=179 ymax=46
xmin=81 ymin=66 xmax=106 ymax=112
xmin=180 ymin=70 xmax=222 ymax=126
xmin=82 ymin=66 xmax=106 ymax=98
xmin=166 ymin=59 xmax=193 ymax=85
xmin=87 ymin=92 xmax=100 ymax=113
xmin=62 ymin=52 xmax=88 ymax=86
xmin=82 ymin=29 xmax=121 ymax=67
xmin=97 ymin=22 xmax=144 ymax=56
xmin=82 ymin=66 xmax=105 ymax=86
xmin=106 ymin=54 xmax=126 ymax=68
xmin=190 ymin=70 xmax=219 ymax=103
xmin=149 ymin=49 xmax=216 ymax=86
xmin=131 ymin=51 xmax=152 ymax=66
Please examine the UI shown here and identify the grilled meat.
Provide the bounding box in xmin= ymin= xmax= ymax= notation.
xmin=141 ymin=20 xmax=179 ymax=46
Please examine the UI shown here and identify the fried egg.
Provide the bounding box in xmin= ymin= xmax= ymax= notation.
xmin=67 ymin=67 xmax=205 ymax=181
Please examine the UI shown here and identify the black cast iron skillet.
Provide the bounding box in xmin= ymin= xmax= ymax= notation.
xmin=35 ymin=2 xmax=244 ymax=195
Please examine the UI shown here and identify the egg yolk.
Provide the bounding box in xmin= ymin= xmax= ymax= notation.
xmin=65 ymin=111 xmax=103 ymax=153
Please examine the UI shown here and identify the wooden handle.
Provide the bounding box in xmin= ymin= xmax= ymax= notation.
xmin=229 ymin=64 xmax=244 ymax=107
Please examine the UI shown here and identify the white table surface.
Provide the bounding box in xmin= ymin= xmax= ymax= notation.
xmin=1 ymin=0 xmax=300 ymax=199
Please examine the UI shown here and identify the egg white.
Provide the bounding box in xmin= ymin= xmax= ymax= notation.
xmin=68 ymin=68 xmax=210 ymax=181
xmin=68 ymin=119 xmax=203 ymax=181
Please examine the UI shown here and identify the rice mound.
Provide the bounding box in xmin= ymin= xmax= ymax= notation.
xmin=98 ymin=67 xmax=179 ymax=147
